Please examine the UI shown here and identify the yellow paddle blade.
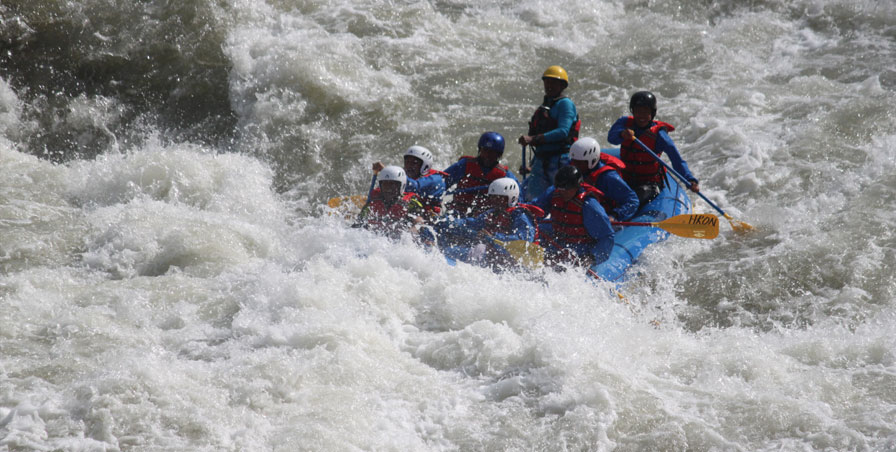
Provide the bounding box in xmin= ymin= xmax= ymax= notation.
xmin=657 ymin=214 xmax=720 ymax=239
xmin=494 ymin=240 xmax=544 ymax=270
xmin=327 ymin=195 xmax=367 ymax=209
xmin=723 ymin=213 xmax=755 ymax=234
xmin=326 ymin=194 xmax=368 ymax=220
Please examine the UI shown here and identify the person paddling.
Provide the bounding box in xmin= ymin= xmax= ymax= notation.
xmin=443 ymin=132 xmax=520 ymax=217
xmin=568 ymin=137 xmax=639 ymax=222
xmin=518 ymin=65 xmax=581 ymax=201
xmin=533 ymin=165 xmax=614 ymax=268
xmin=354 ymin=166 xmax=425 ymax=240
xmin=372 ymin=145 xmax=447 ymax=215
xmin=428 ymin=178 xmax=540 ymax=269
xmin=608 ymin=91 xmax=699 ymax=205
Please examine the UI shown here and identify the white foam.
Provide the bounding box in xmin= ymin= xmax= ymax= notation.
xmin=3 ymin=0 xmax=896 ymax=450
xmin=0 ymin=77 xmax=29 ymax=141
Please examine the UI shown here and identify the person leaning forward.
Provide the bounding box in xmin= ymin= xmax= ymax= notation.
xmin=355 ymin=165 xmax=425 ymax=240
xmin=532 ymin=165 xmax=614 ymax=269
xmin=568 ymin=137 xmax=639 ymax=222
xmin=427 ymin=178 xmax=539 ymax=269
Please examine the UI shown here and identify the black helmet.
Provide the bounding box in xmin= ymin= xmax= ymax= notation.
xmin=629 ymin=91 xmax=657 ymax=117
xmin=554 ymin=165 xmax=582 ymax=189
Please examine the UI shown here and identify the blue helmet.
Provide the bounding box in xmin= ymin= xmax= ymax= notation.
xmin=477 ymin=132 xmax=505 ymax=154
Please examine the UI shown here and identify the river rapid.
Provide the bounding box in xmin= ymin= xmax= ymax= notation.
xmin=1 ymin=0 xmax=895 ymax=450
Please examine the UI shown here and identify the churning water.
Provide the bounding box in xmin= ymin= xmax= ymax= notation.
xmin=1 ymin=0 xmax=895 ymax=450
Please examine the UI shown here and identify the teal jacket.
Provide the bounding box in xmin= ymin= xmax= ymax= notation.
xmin=531 ymin=96 xmax=578 ymax=157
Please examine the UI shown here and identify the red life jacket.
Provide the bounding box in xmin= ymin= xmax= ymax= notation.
xmin=483 ymin=203 xmax=546 ymax=239
xmin=600 ymin=153 xmax=625 ymax=172
xmin=550 ymin=184 xmax=605 ymax=245
xmin=583 ymin=154 xmax=626 ymax=213
xmin=527 ymin=96 xmax=581 ymax=145
xmin=366 ymin=190 xmax=420 ymax=235
xmin=448 ymin=156 xmax=511 ymax=216
xmin=619 ymin=117 xmax=675 ymax=185
xmin=415 ymin=168 xmax=449 ymax=214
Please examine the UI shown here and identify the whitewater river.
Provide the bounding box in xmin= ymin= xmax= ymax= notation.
xmin=1 ymin=0 xmax=895 ymax=450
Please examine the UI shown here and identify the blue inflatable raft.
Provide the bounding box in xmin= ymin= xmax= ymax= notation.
xmin=588 ymin=148 xmax=692 ymax=282
xmin=422 ymin=147 xmax=692 ymax=277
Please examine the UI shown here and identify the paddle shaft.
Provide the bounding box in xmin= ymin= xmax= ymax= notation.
xmin=611 ymin=213 xmax=720 ymax=239
xmin=520 ymin=144 xmax=529 ymax=180
xmin=358 ymin=173 xmax=379 ymax=211
xmin=612 ymin=221 xmax=658 ymax=227
xmin=367 ymin=173 xmax=378 ymax=196
xmin=632 ymin=137 xmax=730 ymax=219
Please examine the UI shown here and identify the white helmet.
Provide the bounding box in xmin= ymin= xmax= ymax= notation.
xmin=403 ymin=145 xmax=433 ymax=173
xmin=569 ymin=137 xmax=601 ymax=169
xmin=487 ymin=177 xmax=520 ymax=207
xmin=377 ymin=165 xmax=407 ymax=192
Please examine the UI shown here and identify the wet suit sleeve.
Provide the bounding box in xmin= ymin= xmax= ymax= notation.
xmin=442 ymin=160 xmax=468 ymax=188
xmin=492 ymin=209 xmax=537 ymax=243
xmin=606 ymin=116 xmax=630 ymax=146
xmin=541 ymin=98 xmax=577 ymax=145
xmin=529 ymin=186 xmax=555 ymax=237
xmin=408 ymin=173 xmax=446 ymax=201
xmin=435 ymin=211 xmax=487 ymax=241
xmin=655 ymin=129 xmax=698 ymax=184
xmin=583 ymin=197 xmax=615 ymax=263
xmin=595 ymin=170 xmax=639 ymax=220
xmin=406 ymin=177 xmax=420 ymax=193
xmin=530 ymin=186 xmax=555 ymax=212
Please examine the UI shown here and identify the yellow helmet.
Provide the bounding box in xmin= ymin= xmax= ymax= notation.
xmin=542 ymin=65 xmax=569 ymax=85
